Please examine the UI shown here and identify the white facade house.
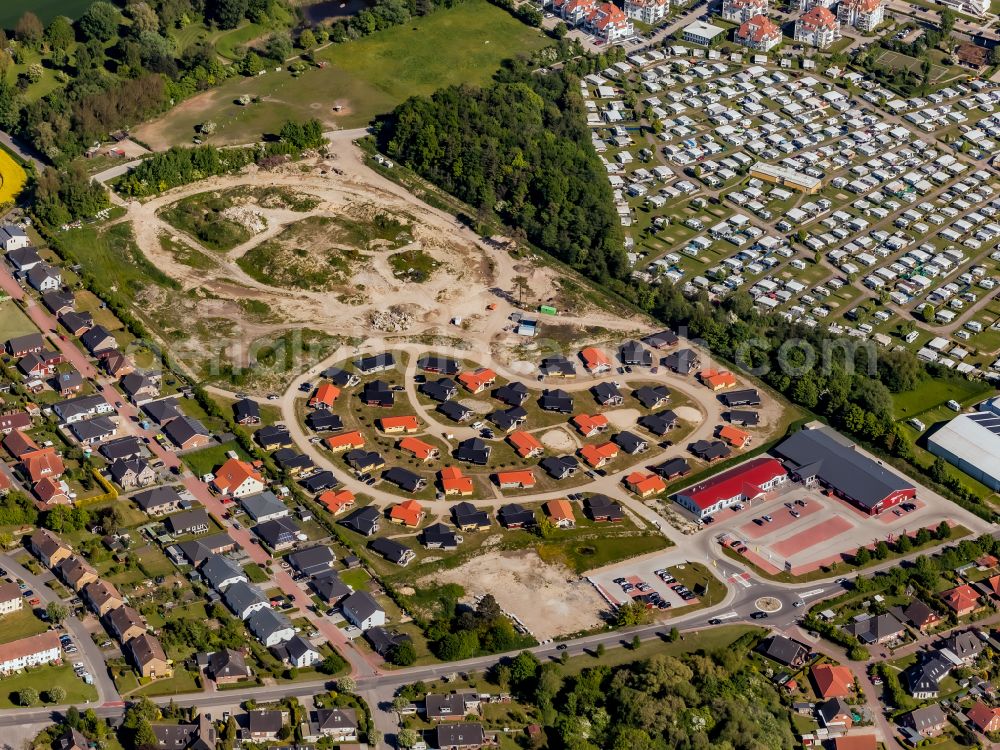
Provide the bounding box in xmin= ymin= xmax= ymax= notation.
xmin=794 ymin=6 xmax=841 ymax=48
xmin=683 ymin=20 xmax=726 ymax=45
xmin=341 ymin=591 xmax=386 ymax=631
xmin=624 ymin=0 xmax=670 ymax=23
xmin=722 ymin=0 xmax=768 ymax=23
xmin=736 ymin=15 xmax=782 ymax=51
xmin=554 ymin=0 xmax=634 ymax=41
xmin=798 ymin=0 xmax=835 ymax=10
xmin=0 ymin=226 xmax=29 ymax=252
xmin=0 ymin=632 xmax=61 ymax=674
xmin=837 ymin=0 xmax=884 ymax=30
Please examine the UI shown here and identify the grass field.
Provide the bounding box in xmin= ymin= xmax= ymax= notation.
xmin=0 ymin=664 xmax=97 ymax=708
xmin=0 ymin=299 xmax=40 ymax=341
xmin=870 ymin=48 xmax=965 ymax=87
xmin=182 ymin=440 xmax=251 ymax=477
xmin=0 ymin=608 xmax=48 ymax=643
xmin=133 ymin=0 xmax=551 ymax=148
xmin=0 ymin=0 xmax=92 ymax=28
xmin=0 ymin=146 xmax=26 ymax=204
xmin=893 ymin=377 xmax=993 ymax=419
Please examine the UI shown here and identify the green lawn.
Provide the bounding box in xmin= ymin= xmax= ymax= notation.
xmin=0 ymin=664 xmax=98 ymax=708
xmin=244 ymin=563 xmax=269 ymax=583
xmin=537 ymin=529 xmax=672 ymax=575
xmin=182 ymin=440 xmax=250 ymax=477
xmin=132 ymin=668 xmax=200 ymax=697
xmin=892 ymin=377 xmax=993 ymax=420
xmin=0 ymin=608 xmax=48 ymax=643
xmin=0 ymin=0 xmax=92 ymax=27
xmin=0 ymin=299 xmax=40 ymax=342
xmin=134 ymin=0 xmax=551 ymax=147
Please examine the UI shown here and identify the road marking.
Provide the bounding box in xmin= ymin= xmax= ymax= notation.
xmin=714 ymin=611 xmax=739 ymax=621
xmin=799 ymin=588 xmax=825 ymax=599
xmin=728 ymin=572 xmax=752 ymax=588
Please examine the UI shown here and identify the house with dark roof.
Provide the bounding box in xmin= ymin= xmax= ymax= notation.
xmin=166 ymin=508 xmax=210 ymax=536
xmin=661 ymin=348 xmax=700 ymax=374
xmin=383 ymin=467 xmax=427 ymax=493
xmin=634 ymin=385 xmax=670 ymax=409
xmin=757 ymin=635 xmax=808 ymax=667
xmin=175 ymin=532 xmax=236 ymax=566
xmin=132 ymin=486 xmax=182 ymax=516
xmin=344 ymin=449 xmax=385 ymax=474
xmin=728 ymin=409 xmax=760 ymax=426
xmin=299 ymin=470 xmax=338 ymax=494
xmin=539 ymin=356 xmax=576 ymax=378
xmin=619 ymin=340 xmax=652 ymax=366
xmin=613 ymin=431 xmax=648 ymax=454
xmin=254 ymin=517 xmax=300 ymax=551
xmin=438 ymin=400 xmax=473 ymax=423
xmin=200 ymin=554 xmax=246 ymax=592
xmin=494 ymin=381 xmax=529 ymax=407
xmin=690 ymin=439 xmax=731 ymax=462
xmin=143 ymin=398 xmax=182 ymax=425
xmin=497 ymin=503 xmax=535 ymax=529
xmin=903 ymin=704 xmax=947 ymax=738
xmin=80 ymin=325 xmax=117 ymax=355
xmin=816 ymin=697 xmax=853 ymax=729
xmin=164 ymin=416 xmax=212 ymax=450
xmin=454 ymin=438 xmax=491 ymax=466
xmin=420 ymin=378 xmax=458 ymax=402
xmin=900 ymin=600 xmax=942 ymax=632
xmin=591 ymin=382 xmax=623 ymax=407
xmin=435 ymin=723 xmax=486 ymax=750
xmin=904 ymin=652 xmax=953 ymax=699
xmin=223 ymin=581 xmax=270 ymax=620
xmin=340 ymin=506 xmax=380 ymax=536
xmin=422 ymin=522 xmax=459 ymax=550
xmin=311 ymin=570 xmax=352 ymax=604
xmin=120 ymin=373 xmax=159 ymax=404
xmin=538 ymin=389 xmax=574 ymax=413
xmin=639 ymin=410 xmax=678 ymax=436
xmin=287 ymin=545 xmax=335 ymax=577
xmin=273 ymin=448 xmax=313 ymax=475
xmin=233 ymin=398 xmax=261 ymax=425
xmin=417 ymin=355 xmax=460 ymax=374
xmin=306 ymin=409 xmax=343 ymax=432
xmin=846 ymin=612 xmax=905 ymax=645
xmin=426 ymin=692 xmax=481 ymax=721
xmin=364 ymin=625 xmax=411 ymax=656
xmin=942 ymin=630 xmax=984 ymax=665
xmin=489 ymin=406 xmax=527 ymax=433
xmin=641 ymin=329 xmax=678 ymax=349
xmin=27 ymin=264 xmax=61 ymax=292
xmin=241 ymin=491 xmax=288 ymax=523
xmin=60 ymin=310 xmax=93 ymax=337
xmin=369 ymin=537 xmax=415 ymax=566
xmin=721 ymin=388 xmax=761 ymax=407
xmin=775 ymin=425 xmax=915 ymax=515
xmin=353 ymin=352 xmax=395 ymax=374
xmin=6 ymin=245 xmax=41 ymax=273
xmin=321 ymin=366 xmax=360 ymax=388
xmin=204 ymin=648 xmax=251 ymax=684
xmin=109 ymin=458 xmax=155 ymax=489
xmin=273 ymin=633 xmax=321 ymax=668
xmin=451 ymin=502 xmax=490 ymax=531
xmin=360 ymin=380 xmax=394 ymax=407
xmin=301 ymin=708 xmax=358 ymax=743
xmin=99 ymin=435 xmax=143 ymax=462
xmin=540 ymin=455 xmax=578 ymax=480
xmin=341 ymin=590 xmax=386 ymax=630
xmin=71 ymin=416 xmax=117 ymax=446
xmin=256 ymin=425 xmax=292 ymax=451
xmin=584 ymin=494 xmax=624 ymax=522
xmin=150 ymin=716 xmax=215 ymax=750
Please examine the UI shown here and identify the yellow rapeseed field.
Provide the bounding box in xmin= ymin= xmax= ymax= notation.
xmin=0 ymin=147 xmax=26 ymax=204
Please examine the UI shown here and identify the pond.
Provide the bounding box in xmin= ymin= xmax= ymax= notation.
xmin=300 ymin=0 xmax=379 ymax=22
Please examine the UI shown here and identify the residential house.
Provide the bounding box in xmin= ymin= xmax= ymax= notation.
xmin=426 ymin=692 xmax=481 ymax=721
xmin=80 ymin=325 xmax=117 ymax=356
xmin=584 ymin=494 xmax=624 ymax=522
xmin=572 ymin=413 xmax=609 ymax=437
xmin=6 ymin=333 xmax=43 ymax=358
xmin=816 ymin=697 xmax=853 ymax=729
xmin=389 ymin=499 xmax=425 ymax=527
xmin=378 ymin=415 xmax=419 ymax=434
xmin=942 ymin=584 xmax=981 ymax=616
xmin=272 ymin=634 xmax=320 ymax=668
xmin=544 ymin=499 xmax=576 ymax=528
xmin=120 ymin=373 xmax=160 ymax=404
xmin=309 ymin=382 xmax=341 ymax=409
xmin=109 ymin=458 xmax=155 ymax=489
xmin=128 ymin=633 xmax=172 ymax=678
xmin=383 ymin=467 xmax=427 ymax=493
xmin=625 ymin=471 xmax=666 ymax=497
xmin=455 ymin=437 xmax=491 ymax=466
xmin=794 ymin=5 xmax=841 ymax=48
xmin=256 ymin=425 xmax=292 ymax=451
xmin=56 ymin=556 xmax=98 ymax=592
xmin=0 ymin=581 xmax=22 ymax=615
xmin=811 ymin=663 xmax=854 ymax=698
xmin=489 ymin=406 xmax=528 ymax=433
xmin=353 ymin=352 xmax=395 ymax=374
xmin=904 ymin=652 xmax=952 ymax=699
xmin=340 ymin=506 xmax=380 ymax=536
xmin=967 ymin=701 xmax=1000 ymax=734
xmin=163 ymin=416 xmax=211 ymax=450
xmin=452 ymin=502 xmax=490 ymax=531
xmin=30 ymin=528 xmax=71 ymax=567
xmin=942 ymin=630 xmax=984 ymax=665
xmin=27 ymin=264 xmax=61 ymax=292
xmin=165 ymin=508 xmax=210 ymax=536
xmin=579 ymin=347 xmax=611 ymax=374
xmin=758 ymin=635 xmax=808 ymax=667
xmin=247 ymin=710 xmax=286 ymax=742
xmin=439 ymin=466 xmax=474 ymax=496
xmin=132 ymin=486 xmax=183 ymax=516
xmin=301 ymin=708 xmax=357 ymax=743
xmin=736 ymin=14 xmax=782 ymax=51
xmin=494 ymin=381 xmax=529 ymax=407
xmin=619 ymin=340 xmax=652 ymax=367
xmin=341 ymin=590 xmax=386 ymax=630
xmin=325 ymin=430 xmax=365 ymax=453
xmin=457 ymin=368 xmax=496 ymax=394
xmin=417 ymin=355 xmax=460 ymax=374
xmin=508 ymin=430 xmax=543 ymax=459
xmin=287 ymin=545 xmax=335 ymax=577
xmin=224 ymin=581 xmax=270 ymax=620
xmin=204 ymin=648 xmax=251 ymax=684
xmin=420 ymin=378 xmax=458 ymax=402
xmin=538 ymin=389 xmax=574 ymax=413
xmin=634 ymin=385 xmax=670 ymax=409
xmin=903 ymin=704 xmax=948 ymax=738
xmin=246 ymin=608 xmax=295 ymax=647
xmin=233 ymin=398 xmax=261 ymax=425
xmin=0 ymin=632 xmax=61 ymax=674
xmin=60 ymin=311 xmax=94 ymax=337
xmin=369 ymin=537 xmax=415 ymax=566
xmin=241 ymin=491 xmax=288 ymax=523
xmin=83 ymin=579 xmax=124 ymax=617
xmin=199 ymin=554 xmax=247 ymax=592
xmin=360 ymin=379 xmax=394 ymax=407
xmin=540 ymin=455 xmax=579 ymax=480
xmin=438 ymin=400 xmax=474 ymax=423
xmin=494 ymin=470 xmax=535 ymax=489
xmin=579 ymin=442 xmax=619 ymax=468
xmin=311 ymin=571 xmax=352 ymax=604
xmin=142 ymin=398 xmax=182 ymax=425
xmin=591 ymin=382 xmax=623 ymax=407
xmin=399 ymin=436 xmax=439 ymax=461
xmin=317 ymin=489 xmax=356 ymax=515
xmin=106 ymin=605 xmax=146 ymax=644
xmin=254 ymin=517 xmax=300 ymax=551
xmin=497 ymin=503 xmax=535 ymax=528
xmin=212 ymin=459 xmax=265 ymax=498
xmin=846 ymin=612 xmax=905 ymax=645
xmin=434 ymin=723 xmax=486 ymax=750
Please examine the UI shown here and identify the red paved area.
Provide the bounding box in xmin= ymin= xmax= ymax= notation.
xmin=738 ymin=502 xmax=821 ymax=539
xmin=772 ymin=516 xmax=854 ymax=558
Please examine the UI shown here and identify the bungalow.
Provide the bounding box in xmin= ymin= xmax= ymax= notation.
xmin=163 ymin=416 xmax=212 ymax=450
xmin=540 ymin=356 xmax=576 ymax=378
xmin=426 ymin=692 xmax=482 ymax=721
xmin=18 ymin=350 xmax=62 ymax=379
xmin=360 ymin=380 xmax=394 ymax=408
xmin=817 ymin=697 xmax=853 ymax=729
xmin=439 ymin=466 xmax=474 ymax=496
xmin=579 ymin=347 xmax=612 ymax=374
xmin=287 ymin=545 xmax=336 ymax=578
xmin=311 ymin=571 xmax=352 ymax=604
xmin=0 ymin=411 xmax=30 ymax=435
xmin=579 ymin=442 xmax=619 ymax=468
xmin=457 ymin=368 xmax=496 ymax=394
xmin=306 ymin=409 xmax=343 ymax=432
xmin=109 ymin=458 xmax=155 ymax=489
xmin=612 ymin=431 xmax=647 ymax=454
xmin=389 ymin=499 xmax=426 ymax=527
xmin=452 ymin=501 xmax=490 ymax=531
xmin=120 ymin=373 xmax=159 ymax=404
xmin=625 ymin=471 xmax=666 ymax=497
xmin=641 ymin=329 xmax=678 ymax=349
xmin=489 ymin=406 xmax=528 ymax=433
xmin=438 ymin=400 xmax=474 ymax=423
xmin=80 ymin=325 xmax=117 ymax=356
xmin=718 ymin=424 xmax=752 ymax=448
xmin=757 ymin=635 xmax=808 ymax=667
xmin=341 ymin=506 xmax=381 ymax=536
xmin=240 ymin=491 xmax=288 ymax=523
xmin=455 ymin=437 xmax=491 ymax=466
xmin=246 ymin=710 xmax=287 ymax=742
xmin=256 ymin=425 xmax=292 ymax=451
xmin=508 ymin=430 xmax=543 ymax=459
xmin=132 ymin=486 xmax=183 ymax=516
xmin=326 ymin=430 xmax=365 ymax=453
xmin=811 ymin=663 xmax=854 ymax=698
xmin=721 ymin=388 xmax=761 ymax=407
xmin=100 ymin=435 xmax=143 ymax=462
xmin=538 ymin=389 xmax=574 ymax=413
xmin=309 ymin=383 xmax=341 ymax=409
xmin=318 ymin=489 xmax=356 ymax=515
xmin=584 ymin=494 xmax=624 ymax=522
xmin=142 ymin=398 xmax=182 ymax=425
xmin=204 ymin=648 xmax=251 ymax=684
xmin=422 ymin=522 xmax=458 ymax=550
xmin=540 ymin=455 xmax=578 ymax=480
xmin=399 ymin=436 xmax=439 ymax=461
xmin=378 ymin=415 xmax=419 ymax=434
xmin=6 ymin=333 xmax=43 ymax=358
xmin=572 ymin=413 xmax=610 ymax=437
xmin=300 ymin=470 xmax=338 ymax=494
xmin=420 ymin=378 xmax=458 ymax=402
xmin=494 ymin=381 xmax=529 ymax=407
xmin=53 ymin=394 xmax=113 ymax=424
xmin=369 ymin=537 xmax=415 ymax=566
xmin=353 ymin=352 xmax=395 ymax=374
xmin=321 ymin=365 xmax=360 ymax=387
xmin=212 ymin=459 xmax=265 ymax=498
xmin=5 ymin=245 xmax=40 ymax=272
xmin=300 ymin=708 xmax=357 ymax=743
xmin=55 ymin=370 xmax=84 ymax=397
xmin=434 ymin=724 xmax=486 ymax=750
xmin=634 ymin=385 xmax=670 ymax=409
xmin=254 ymin=517 xmax=300 ymax=551
xmin=274 ymin=635 xmax=321 ymax=669
xmin=690 ymin=439 xmax=732 ymax=462
xmin=233 ymin=398 xmax=261 ymax=425
xmin=728 ymin=409 xmax=759 ymax=427
xmin=639 ymin=410 xmax=678 ymax=436
xmin=592 ymin=382 xmax=624 ymax=406
xmin=497 ymin=503 xmax=535 ymax=528
xmin=495 ymin=470 xmax=536 ymax=489
xmin=60 ymin=310 xmax=93 ymax=337
xmin=846 ymin=612 xmax=905 ymax=645
xmin=417 ymin=355 xmax=461 ymax=375
xmin=699 ymin=369 xmax=737 ymax=390
xmin=544 ymin=499 xmax=576 ymax=528
xmin=344 ymin=449 xmax=384 ymax=473
xmin=166 ymin=508 xmax=210 ymax=536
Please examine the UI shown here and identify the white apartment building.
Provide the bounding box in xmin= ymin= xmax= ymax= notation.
xmin=722 ymin=0 xmax=768 ymax=23
xmin=794 ymin=6 xmax=841 ymax=48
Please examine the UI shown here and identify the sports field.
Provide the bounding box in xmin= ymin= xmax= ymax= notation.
xmin=870 ymin=48 xmax=965 ymax=87
xmin=0 ymin=146 xmax=26 ymax=204
xmin=133 ymin=0 xmax=551 ymax=148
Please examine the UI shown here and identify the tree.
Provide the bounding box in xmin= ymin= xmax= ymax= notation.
xmin=336 ymin=676 xmax=356 ymax=692
xmin=17 ymin=687 xmax=38 ymax=706
xmin=208 ymin=0 xmax=250 ymax=29
xmin=855 ymin=546 xmax=871 ymax=565
xmin=630 ymin=635 xmax=641 ymax=650
xmin=127 ymin=2 xmax=160 ymax=33
xmin=897 ymin=534 xmax=912 ymax=553
xmin=45 ymin=16 xmax=75 ymax=52
xmin=15 ymin=12 xmax=44 ymax=46
xmin=47 ymin=601 xmax=69 ymax=624
xmin=595 ymin=643 xmax=605 ymax=657
xmin=669 ymin=627 xmax=679 ymax=642
xmin=78 ymin=1 xmax=121 ymax=42
xmin=367 ymin=729 xmax=382 ymax=747
xmin=937 ymin=521 xmax=952 ymax=540
xmin=46 ymin=686 xmax=66 ymax=704
xmin=874 ymin=541 xmax=890 ymax=560
xmin=133 ymin=720 xmax=158 ymax=748
xmin=388 ymin=639 xmax=416 ymax=666
xmin=916 ymin=527 xmax=932 ymax=546
xmin=391 ymin=695 xmax=410 ymax=713
xmin=265 ymin=33 xmax=292 ymax=63
xmin=298 ymin=29 xmax=317 ymax=49
xmin=614 ymin=601 xmax=647 ymax=627
xmin=397 ymin=728 xmax=419 ymax=748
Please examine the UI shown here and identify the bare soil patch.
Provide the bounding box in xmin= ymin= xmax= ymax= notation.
xmin=674 ymin=405 xmax=701 ymax=423
xmin=604 ymin=408 xmax=641 ymax=430
xmin=421 ymin=550 xmax=606 ymax=640
xmin=539 ymin=427 xmax=576 ymax=452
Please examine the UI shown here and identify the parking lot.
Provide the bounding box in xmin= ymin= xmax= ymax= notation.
xmin=709 ymin=480 xmax=953 ymax=575
xmin=589 ymin=551 xmax=708 ymax=613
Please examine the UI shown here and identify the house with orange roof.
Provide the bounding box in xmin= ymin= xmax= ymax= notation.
xmin=508 ymin=431 xmax=543 ymax=459
xmin=579 ymin=442 xmax=619 ymax=469
xmin=983 ymin=574 xmax=1000 ymax=599
xmin=378 ymin=416 xmax=420 ymax=434
xmin=966 ymin=701 xmax=1000 ymax=734
xmin=495 ymin=470 xmax=536 ymax=489
xmin=309 ymin=383 xmax=340 ymax=408
xmin=701 ymin=370 xmax=737 ymax=390
xmin=719 ymin=424 xmax=752 ymax=448
xmin=34 ymin=477 xmax=70 ymax=505
xmin=571 ymin=413 xmax=609 ymax=438
xmin=625 ymin=471 xmax=666 ymax=497
xmin=831 ymin=737 xmax=877 ymax=750
xmin=389 ymin=499 xmax=425 ymax=528
xmin=544 ymin=499 xmax=575 ymax=528
xmin=318 ymin=489 xmax=355 ymax=515
xmin=326 ymin=431 xmax=365 ymax=453
xmin=22 ymin=447 xmax=64 ymax=483
xmin=439 ymin=466 xmax=474 ymax=496
xmin=4 ymin=430 xmax=38 ymax=459
xmin=941 ymin=584 xmax=981 ymax=616
xmin=211 ymin=458 xmax=265 ymax=498
xmin=811 ymin=664 xmax=854 ymax=698
xmin=457 ymin=368 xmax=497 ymax=394
xmin=399 ymin=437 xmax=439 ymax=461
xmin=735 ymin=14 xmax=782 ymax=52
xmin=579 ymin=347 xmax=611 ymax=374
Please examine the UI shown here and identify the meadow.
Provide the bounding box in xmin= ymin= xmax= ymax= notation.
xmin=0 ymin=0 xmax=92 ymax=28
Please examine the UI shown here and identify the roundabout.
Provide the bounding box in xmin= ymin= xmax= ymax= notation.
xmin=754 ymin=596 xmax=782 ymax=613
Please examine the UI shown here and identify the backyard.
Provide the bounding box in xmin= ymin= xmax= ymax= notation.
xmin=0 ymin=299 xmax=40 ymax=342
